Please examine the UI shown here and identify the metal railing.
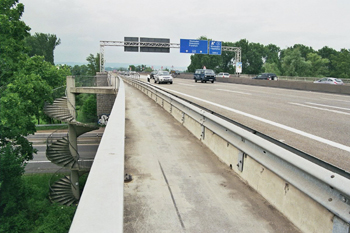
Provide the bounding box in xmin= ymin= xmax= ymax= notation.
xmin=74 ymin=76 xmax=97 ymax=87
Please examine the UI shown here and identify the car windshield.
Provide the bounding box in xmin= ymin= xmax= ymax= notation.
xmin=159 ymin=71 xmax=169 ymax=75
xmin=205 ymin=70 xmax=215 ymax=74
xmin=335 ymin=79 xmax=342 ymax=82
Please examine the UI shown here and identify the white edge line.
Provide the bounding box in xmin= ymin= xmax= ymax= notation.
xmin=305 ymin=102 xmax=350 ymax=111
xmin=216 ymin=89 xmax=252 ymax=95
xmin=162 ymin=87 xmax=350 ymax=153
xmin=290 ymin=102 xmax=350 ymax=116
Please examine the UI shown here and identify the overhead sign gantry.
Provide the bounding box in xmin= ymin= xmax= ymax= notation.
xmin=99 ymin=38 xmax=241 ymax=74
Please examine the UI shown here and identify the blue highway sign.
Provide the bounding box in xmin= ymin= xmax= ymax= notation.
xmin=180 ymin=39 xmax=208 ymax=54
xmin=209 ymin=41 xmax=222 ymax=55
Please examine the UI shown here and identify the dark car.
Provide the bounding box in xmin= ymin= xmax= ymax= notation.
xmin=253 ymin=73 xmax=278 ymax=80
xmin=194 ymin=69 xmax=216 ymax=83
xmin=150 ymin=71 xmax=158 ymax=79
xmin=170 ymin=70 xmax=180 ymax=75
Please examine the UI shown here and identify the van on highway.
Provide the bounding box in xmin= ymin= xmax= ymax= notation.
xmin=194 ymin=69 xmax=216 ymax=83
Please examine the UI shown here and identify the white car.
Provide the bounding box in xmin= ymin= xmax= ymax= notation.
xmin=313 ymin=77 xmax=343 ymax=85
xmin=154 ymin=71 xmax=173 ymax=84
xmin=215 ymin=72 xmax=230 ymax=78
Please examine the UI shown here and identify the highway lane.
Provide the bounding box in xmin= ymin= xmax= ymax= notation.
xmin=142 ymin=76 xmax=350 ymax=172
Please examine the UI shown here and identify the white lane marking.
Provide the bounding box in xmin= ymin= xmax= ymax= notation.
xmin=161 ymin=87 xmax=350 ymax=153
xmin=27 ymin=159 xmax=94 ymax=164
xmin=178 ymin=83 xmax=196 ymax=87
xmin=306 ymin=102 xmax=350 ymax=111
xmin=27 ymin=161 xmax=51 ymax=163
xmin=290 ymin=102 xmax=350 ymax=116
xmin=216 ymin=89 xmax=252 ymax=95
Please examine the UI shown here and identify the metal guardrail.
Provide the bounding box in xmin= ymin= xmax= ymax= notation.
xmin=123 ymin=76 xmax=350 ymax=232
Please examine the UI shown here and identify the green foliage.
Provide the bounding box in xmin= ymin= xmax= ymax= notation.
xmin=330 ymin=49 xmax=350 ymax=79
xmin=0 ymin=174 xmax=77 ymax=233
xmin=128 ymin=65 xmax=136 ymax=71
xmin=0 ymin=2 xmax=71 ymax=231
xmin=86 ymin=53 xmax=100 ymax=75
xmin=25 ymin=33 xmax=61 ymax=64
xmin=306 ymin=53 xmax=329 ymax=77
xmin=281 ymin=48 xmax=311 ymax=76
xmin=0 ymin=0 xmax=31 ymax=85
xmin=0 ymin=144 xmax=31 ymax=232
xmin=144 ymin=67 xmax=153 ymax=72
xmin=71 ymin=64 xmax=89 ymax=75
xmin=263 ymin=62 xmax=281 ymax=75
xmin=76 ymin=94 xmax=97 ymax=123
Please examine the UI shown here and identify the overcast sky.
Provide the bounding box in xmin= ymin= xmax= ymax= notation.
xmin=20 ymin=0 xmax=350 ymax=70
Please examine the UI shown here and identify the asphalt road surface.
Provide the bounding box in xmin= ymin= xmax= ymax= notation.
xmin=143 ymin=75 xmax=350 ymax=172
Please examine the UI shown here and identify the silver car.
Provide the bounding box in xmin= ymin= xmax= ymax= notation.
xmin=313 ymin=77 xmax=343 ymax=85
xmin=215 ymin=72 xmax=230 ymax=78
xmin=154 ymin=71 xmax=173 ymax=84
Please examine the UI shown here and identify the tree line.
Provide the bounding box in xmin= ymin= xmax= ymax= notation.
xmin=188 ymin=37 xmax=350 ymax=79
xmin=0 ymin=1 xmax=81 ymax=231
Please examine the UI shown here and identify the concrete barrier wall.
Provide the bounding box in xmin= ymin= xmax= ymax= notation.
xmin=176 ymin=73 xmax=350 ymax=95
xmin=70 ymin=76 xmax=125 ymax=233
xmin=125 ymin=78 xmax=350 ymax=233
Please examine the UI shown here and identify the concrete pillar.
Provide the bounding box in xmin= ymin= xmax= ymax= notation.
xmin=96 ymin=72 xmax=116 ymax=118
xmin=67 ymin=76 xmax=80 ymax=199
xmin=66 ymin=76 xmax=76 ymax=119
xmin=70 ymin=170 xmax=80 ymax=200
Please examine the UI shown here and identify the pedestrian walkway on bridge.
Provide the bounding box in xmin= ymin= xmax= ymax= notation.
xmin=123 ymin=81 xmax=300 ymax=233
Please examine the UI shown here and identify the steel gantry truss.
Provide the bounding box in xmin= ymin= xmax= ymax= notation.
xmin=99 ymin=40 xmax=241 ymax=73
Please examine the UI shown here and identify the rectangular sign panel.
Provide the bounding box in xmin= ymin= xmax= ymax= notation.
xmin=236 ymin=62 xmax=242 ymax=73
xmin=180 ymin=39 xmax=208 ymax=54
xmin=124 ymin=37 xmax=139 ymax=52
xmin=209 ymin=41 xmax=222 ymax=55
xmin=140 ymin=37 xmax=170 ymax=53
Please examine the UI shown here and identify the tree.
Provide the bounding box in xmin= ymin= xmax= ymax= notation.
xmin=306 ymin=53 xmax=329 ymax=77
xmin=86 ymin=53 xmax=100 ymax=75
xmin=330 ymin=49 xmax=350 ymax=79
xmin=71 ymin=64 xmax=89 ymax=75
xmin=317 ymin=46 xmax=339 ymax=77
xmin=285 ymin=44 xmax=315 ymax=59
xmin=25 ymin=33 xmax=61 ymax=64
xmin=0 ymin=1 xmax=34 ymax=229
xmin=281 ymin=48 xmax=311 ymax=76
xmin=264 ymin=44 xmax=281 ymax=64
xmin=0 ymin=0 xmax=31 ymax=85
xmin=263 ymin=62 xmax=281 ymax=75
xmin=129 ymin=65 xmax=136 ymax=71
xmin=0 ymin=1 xmax=69 ymax=230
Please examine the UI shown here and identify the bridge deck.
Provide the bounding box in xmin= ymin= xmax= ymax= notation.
xmin=123 ymin=81 xmax=300 ymax=232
